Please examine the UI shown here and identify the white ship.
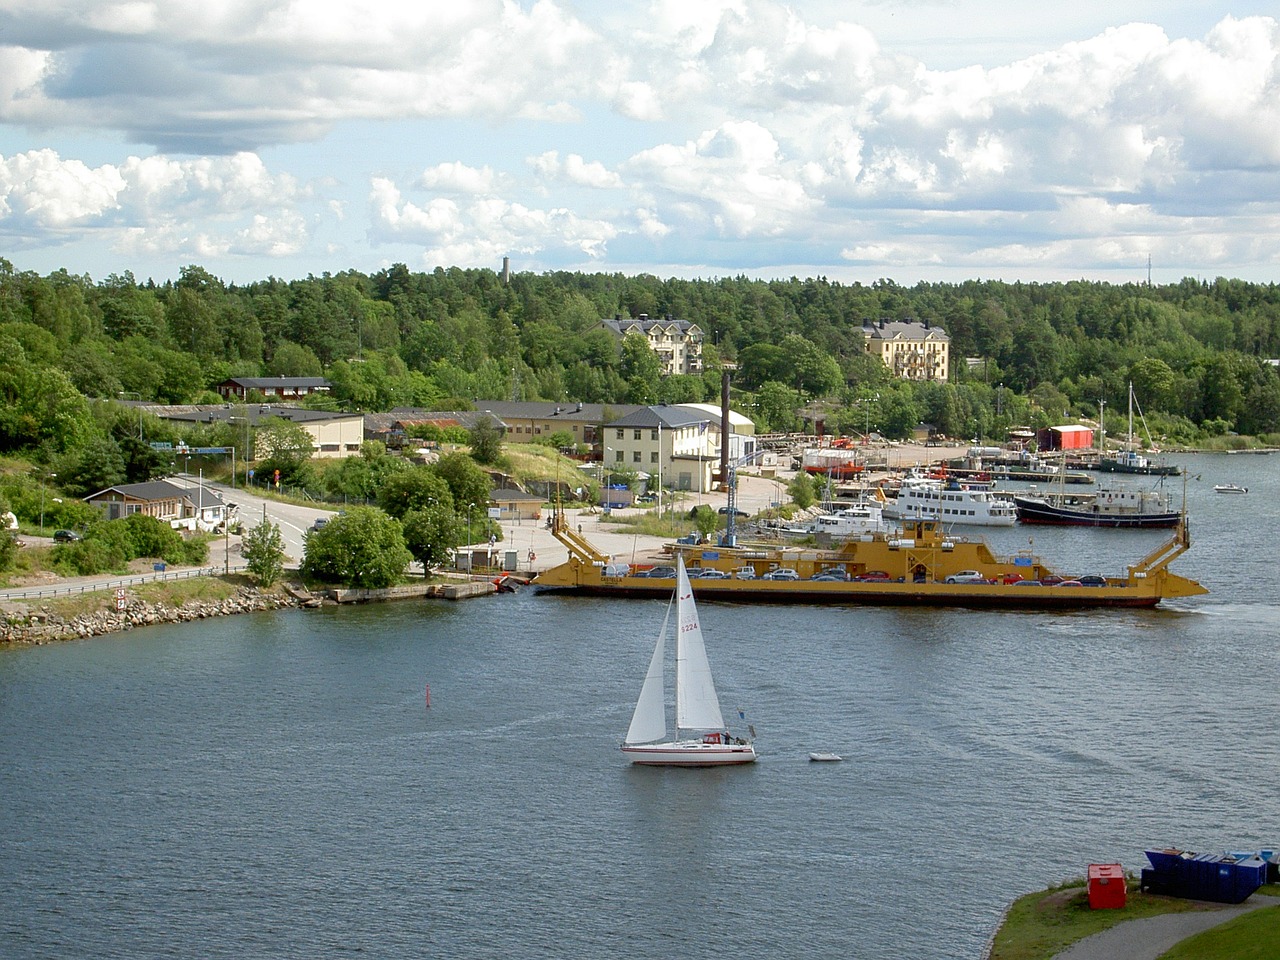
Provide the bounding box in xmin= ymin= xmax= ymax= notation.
xmin=882 ymin=474 xmax=1017 ymax=527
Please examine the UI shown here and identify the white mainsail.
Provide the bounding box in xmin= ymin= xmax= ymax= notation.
xmin=624 ymin=595 xmax=670 ymax=745
xmin=673 ymin=557 xmax=726 ymax=733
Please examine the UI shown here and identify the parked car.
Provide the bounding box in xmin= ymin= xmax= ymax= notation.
xmin=1039 ymin=575 xmax=1066 ymax=586
xmin=945 ymin=570 xmax=988 ymax=584
xmin=718 ymin=506 xmax=749 ymax=518
xmin=853 ymin=570 xmax=891 ymax=582
xmin=732 ymin=566 xmax=757 ymax=580
xmin=762 ymin=567 xmax=800 ymax=580
xmin=691 ymin=568 xmax=730 ymax=579
xmin=1077 ymin=575 xmax=1107 ymax=587
xmin=53 ymin=529 xmax=82 ymax=543
xmin=642 ymin=566 xmax=677 ymax=579
xmin=810 ymin=568 xmax=850 ymax=581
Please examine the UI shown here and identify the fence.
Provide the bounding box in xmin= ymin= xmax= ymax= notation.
xmin=0 ymin=564 xmax=249 ymax=603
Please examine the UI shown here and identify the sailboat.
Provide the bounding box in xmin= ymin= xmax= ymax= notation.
xmin=621 ymin=556 xmax=757 ymax=766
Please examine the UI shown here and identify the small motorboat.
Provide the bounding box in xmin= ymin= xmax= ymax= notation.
xmin=1213 ymin=483 xmax=1248 ymax=494
xmin=808 ymin=752 xmax=843 ymax=762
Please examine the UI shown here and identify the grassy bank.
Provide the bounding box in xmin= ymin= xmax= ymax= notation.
xmin=988 ymin=879 xmax=1280 ymax=960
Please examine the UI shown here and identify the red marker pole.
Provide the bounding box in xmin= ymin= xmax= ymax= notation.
xmin=424 ymin=683 xmax=431 ymax=709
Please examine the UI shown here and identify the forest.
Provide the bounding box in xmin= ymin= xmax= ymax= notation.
xmin=3 ymin=258 xmax=1280 ymax=474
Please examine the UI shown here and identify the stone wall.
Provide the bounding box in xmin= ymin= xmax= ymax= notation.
xmin=1 ymin=588 xmax=303 ymax=645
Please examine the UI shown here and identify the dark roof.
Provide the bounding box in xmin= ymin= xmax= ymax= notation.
xmin=491 ymin=487 xmax=544 ymax=501
xmin=220 ymin=377 xmax=332 ymax=389
xmin=861 ymin=319 xmax=950 ymax=341
xmin=150 ymin=404 xmax=362 ymax=426
xmin=363 ymin=409 xmax=501 ymax=433
xmin=600 ymin=314 xmax=703 ymax=337
xmin=83 ymin=479 xmax=224 ymax=506
xmin=470 ymin=401 xmax=641 ymax=422
xmin=607 ymin=405 xmax=710 ymax=429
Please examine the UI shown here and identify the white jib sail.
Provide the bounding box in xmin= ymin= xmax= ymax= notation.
xmin=674 ymin=557 xmax=726 ymax=733
xmin=624 ymin=595 xmax=670 ymax=745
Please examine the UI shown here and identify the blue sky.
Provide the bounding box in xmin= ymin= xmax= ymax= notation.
xmin=1 ymin=1 xmax=1278 ymax=286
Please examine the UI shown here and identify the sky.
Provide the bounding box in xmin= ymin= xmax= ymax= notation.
xmin=1 ymin=0 xmax=1279 ymax=287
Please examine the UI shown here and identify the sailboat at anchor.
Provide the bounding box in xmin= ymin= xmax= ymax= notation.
xmin=621 ymin=556 xmax=757 ymax=766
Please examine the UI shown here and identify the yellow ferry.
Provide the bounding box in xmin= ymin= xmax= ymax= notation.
xmin=534 ymin=513 xmax=1207 ymax=609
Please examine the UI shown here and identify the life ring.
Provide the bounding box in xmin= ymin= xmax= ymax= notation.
xmin=528 ymin=550 xmax=536 ymax=562
xmin=1106 ymin=494 xmax=1113 ymax=503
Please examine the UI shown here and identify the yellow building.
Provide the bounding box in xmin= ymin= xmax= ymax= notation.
xmin=862 ymin=319 xmax=950 ymax=382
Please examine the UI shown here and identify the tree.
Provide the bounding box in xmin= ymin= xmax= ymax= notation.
xmin=377 ymin=466 xmax=453 ymax=520
xmin=301 ymin=506 xmax=411 ymax=588
xmin=690 ymin=504 xmax=718 ymax=541
xmin=468 ymin=415 xmax=504 ymax=465
xmin=401 ymin=504 xmax=463 ymax=574
xmin=242 ymin=518 xmax=286 ymax=586
xmin=254 ymin=416 xmax=315 ymax=486
xmin=433 ymin=453 xmax=493 ymax=515
xmin=788 ymin=471 xmax=818 ymax=510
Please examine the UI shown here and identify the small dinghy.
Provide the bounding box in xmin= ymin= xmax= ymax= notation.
xmin=808 ymin=752 xmax=843 ymax=762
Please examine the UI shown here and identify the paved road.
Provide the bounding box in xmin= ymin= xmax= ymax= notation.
xmin=1050 ymin=896 xmax=1276 ymax=960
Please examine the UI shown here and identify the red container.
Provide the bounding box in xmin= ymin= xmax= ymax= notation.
xmin=1088 ymin=863 xmax=1127 ymax=909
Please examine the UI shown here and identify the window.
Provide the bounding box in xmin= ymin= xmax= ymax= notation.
xmin=633 ymin=429 xmax=642 ymax=440
xmin=650 ymin=452 xmax=659 ymax=463
xmin=633 ymin=451 xmax=641 ymax=463
xmin=615 ymin=450 xmax=624 ymax=462
xmin=615 ymin=428 xmax=624 ymax=440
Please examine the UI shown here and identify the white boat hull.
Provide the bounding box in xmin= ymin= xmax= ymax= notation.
xmin=622 ymin=740 xmax=758 ymax=766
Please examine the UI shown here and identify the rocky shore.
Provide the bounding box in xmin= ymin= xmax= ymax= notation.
xmin=0 ymin=587 xmax=306 ymax=646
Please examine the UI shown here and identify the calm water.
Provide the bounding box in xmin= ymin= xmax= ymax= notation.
xmin=2 ymin=455 xmax=1278 ymax=959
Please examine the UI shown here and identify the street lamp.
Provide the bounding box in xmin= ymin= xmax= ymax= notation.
xmin=604 ymin=447 xmax=612 ymax=511
xmin=467 ymin=502 xmax=475 ymax=550
xmin=227 ymin=416 xmax=248 ymax=489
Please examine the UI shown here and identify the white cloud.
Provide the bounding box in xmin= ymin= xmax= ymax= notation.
xmin=420 ymin=162 xmax=502 ymax=195
xmin=528 ymin=151 xmax=623 ymax=189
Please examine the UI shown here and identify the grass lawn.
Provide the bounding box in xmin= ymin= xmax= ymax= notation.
xmin=1158 ymin=902 xmax=1280 ymax=959
xmin=988 ymin=880 xmax=1280 ymax=960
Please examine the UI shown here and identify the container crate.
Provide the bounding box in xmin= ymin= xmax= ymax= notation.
xmin=1087 ymin=863 xmax=1126 ymax=909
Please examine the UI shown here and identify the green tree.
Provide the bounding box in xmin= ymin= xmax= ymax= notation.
xmin=301 ymin=506 xmax=411 ymax=588
xmin=619 ymin=332 xmax=662 ymax=403
xmin=788 ymin=471 xmax=818 ymax=509
xmin=401 ymin=504 xmax=463 ymax=574
xmin=242 ymin=518 xmax=286 ymax=586
xmin=377 ymin=466 xmax=453 ymax=520
xmin=468 ymin=415 xmax=505 ymax=465
xmin=433 ymin=453 xmax=493 ymax=516
xmin=690 ymin=504 xmax=718 ymax=540
xmin=254 ymin=416 xmax=315 ymax=486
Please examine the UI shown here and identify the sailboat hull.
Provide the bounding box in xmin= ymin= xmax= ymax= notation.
xmin=622 ymin=740 xmax=758 ymax=766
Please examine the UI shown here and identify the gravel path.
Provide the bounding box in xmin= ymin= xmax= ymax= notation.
xmin=1051 ymin=896 xmax=1276 ymax=960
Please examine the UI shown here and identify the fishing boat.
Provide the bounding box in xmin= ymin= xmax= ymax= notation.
xmin=1212 ymin=483 xmax=1248 ymax=494
xmin=536 ymin=512 xmax=1207 ymax=609
xmin=620 ymin=556 xmax=757 ymax=766
xmin=1012 ymin=482 xmax=1180 ymax=528
xmin=881 ymin=473 xmax=1017 ymax=527
xmin=1097 ymin=383 xmax=1180 ymax=476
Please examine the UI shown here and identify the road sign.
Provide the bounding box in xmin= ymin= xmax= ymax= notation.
xmin=115 ymin=588 xmax=126 ymax=611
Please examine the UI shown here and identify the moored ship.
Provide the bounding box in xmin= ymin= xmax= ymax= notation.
xmin=534 ymin=512 xmax=1207 ymax=609
xmin=1012 ymin=482 xmax=1180 ymax=528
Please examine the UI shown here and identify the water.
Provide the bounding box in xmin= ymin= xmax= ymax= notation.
xmin=2 ymin=454 xmax=1278 ymax=959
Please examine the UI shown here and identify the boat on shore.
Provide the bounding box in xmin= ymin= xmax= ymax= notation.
xmin=535 ymin=512 xmax=1207 ymax=609
xmin=1012 ymin=482 xmax=1180 ymax=528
